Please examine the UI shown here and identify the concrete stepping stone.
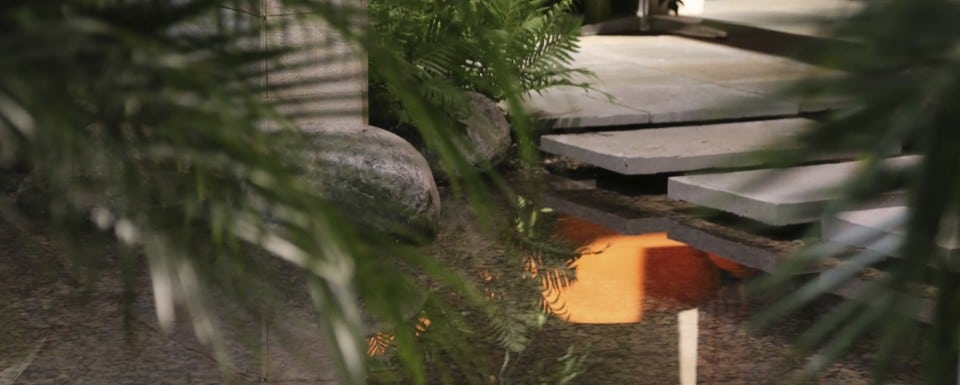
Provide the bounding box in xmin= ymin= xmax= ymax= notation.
xmin=822 ymin=206 xmax=960 ymax=261
xmin=525 ymin=36 xmax=849 ymax=129
xmin=702 ymin=0 xmax=863 ymax=38
xmin=598 ymin=81 xmax=797 ymax=125
xmin=667 ymin=156 xmax=919 ymax=226
xmin=541 ymin=118 xmax=832 ymax=175
xmin=543 ymin=191 xmax=678 ymax=235
xmin=523 ymin=86 xmax=651 ymax=129
xmin=666 ymin=223 xmax=794 ymax=272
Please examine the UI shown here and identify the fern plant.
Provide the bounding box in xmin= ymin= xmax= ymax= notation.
xmin=366 ymin=195 xmax=586 ymax=385
xmin=0 ymin=1 xmax=540 ymax=384
xmin=368 ymin=0 xmax=591 ymax=131
xmin=750 ymin=0 xmax=960 ymax=383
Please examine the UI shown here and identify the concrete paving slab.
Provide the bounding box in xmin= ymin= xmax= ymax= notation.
xmin=523 ymin=87 xmax=651 ymax=129
xmin=715 ymin=77 xmax=797 ymax=96
xmin=541 ymin=118 xmax=825 ymax=175
xmin=632 ymin=41 xmax=847 ymax=113
xmin=543 ymin=193 xmax=677 ymax=235
xmin=822 ymin=206 xmax=907 ymax=257
xmin=607 ymin=82 xmax=797 ymax=123
xmin=574 ymin=36 xmax=754 ymax=65
xmin=526 ymin=35 xmax=846 ymax=128
xmin=527 ymin=36 xmax=856 ymax=128
xmin=828 ymin=267 xmax=933 ymax=324
xmin=711 ymin=77 xmax=850 ymax=113
xmin=579 ymin=36 xmax=838 ymax=116
xmin=542 ymin=186 xmax=802 ymax=272
xmin=575 ymin=36 xmax=830 ymax=79
xmin=669 ymin=204 xmax=933 ymax=323
xmin=569 ymin=63 xmax=678 ymax=89
xmin=572 ymin=62 xmax=803 ymax=114
xmin=667 ymin=156 xmax=919 ymax=225
xmin=701 ymin=0 xmax=863 ymax=37
xmin=638 ymin=48 xmax=839 ymax=88
xmin=799 ymin=94 xmax=852 ymax=113
xmin=822 ymin=206 xmax=960 ymax=262
xmin=667 ymin=223 xmax=791 ymax=272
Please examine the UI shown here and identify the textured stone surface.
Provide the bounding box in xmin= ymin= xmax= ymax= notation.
xmin=304 ymin=122 xmax=440 ymax=236
xmin=542 ymin=192 xmax=678 ymax=235
xmin=822 ymin=206 xmax=907 ymax=258
xmin=523 ymin=86 xmax=650 ymax=129
xmin=0 ymin=225 xmax=341 ymax=385
xmin=434 ymin=193 xmax=922 ymax=385
xmin=541 ymin=118 xmax=819 ymax=175
xmin=433 ymin=91 xmax=513 ymax=173
xmin=701 ymin=0 xmax=863 ymax=37
xmin=667 ymin=156 xmax=918 ymax=226
xmin=822 ymin=206 xmax=960 ymax=262
xmin=1 ymin=189 xmax=925 ymax=385
xmin=217 ymin=0 xmax=366 ymax=130
xmin=524 ymin=35 xmax=845 ymax=130
xmin=542 ymin=187 xmax=801 ymax=272
xmin=613 ymin=82 xmax=797 ymax=124
xmin=263 ymin=13 xmax=365 ymax=129
xmin=667 ymin=224 xmax=790 ymax=272
xmin=461 ymin=92 xmax=512 ymax=167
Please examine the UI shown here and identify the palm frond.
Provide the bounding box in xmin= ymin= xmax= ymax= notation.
xmin=0 ymin=1 xmax=514 ymax=384
xmin=753 ymin=0 xmax=960 ymax=382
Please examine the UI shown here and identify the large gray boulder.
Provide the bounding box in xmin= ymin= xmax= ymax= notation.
xmin=303 ymin=122 xmax=441 ymax=237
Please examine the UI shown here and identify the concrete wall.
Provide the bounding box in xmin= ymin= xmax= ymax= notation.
xmin=221 ymin=0 xmax=367 ymax=131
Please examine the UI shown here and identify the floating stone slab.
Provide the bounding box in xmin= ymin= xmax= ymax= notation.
xmin=671 ymin=206 xmax=934 ymax=322
xmin=523 ymin=87 xmax=651 ymax=129
xmin=541 ymin=118 xmax=829 ymax=175
xmin=542 ymin=190 xmax=677 ymax=235
xmin=701 ymin=0 xmax=863 ymax=37
xmin=822 ymin=206 xmax=960 ymax=264
xmin=581 ymin=36 xmax=842 ymax=106
xmin=524 ymin=35 xmax=850 ymax=129
xmin=668 ymin=156 xmax=919 ymax=226
xmin=822 ymin=206 xmax=907 ymax=257
xmin=600 ymin=82 xmax=798 ymax=124
xmin=828 ymin=266 xmax=934 ymax=324
xmin=542 ymin=186 xmax=802 ymax=272
xmin=666 ymin=223 xmax=794 ymax=272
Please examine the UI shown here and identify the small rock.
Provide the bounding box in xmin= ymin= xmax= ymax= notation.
xmin=429 ymin=92 xmax=512 ymax=176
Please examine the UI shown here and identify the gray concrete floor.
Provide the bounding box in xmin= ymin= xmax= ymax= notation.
xmin=699 ymin=0 xmax=862 ymax=37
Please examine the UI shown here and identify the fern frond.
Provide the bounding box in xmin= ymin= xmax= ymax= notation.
xmin=369 ymin=0 xmax=591 ymax=122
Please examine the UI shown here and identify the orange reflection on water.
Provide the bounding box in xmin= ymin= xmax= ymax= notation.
xmin=367 ymin=317 xmax=431 ymax=357
xmin=546 ymin=216 xmax=749 ymax=324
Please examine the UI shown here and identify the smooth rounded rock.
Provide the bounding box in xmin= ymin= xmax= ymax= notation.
xmin=460 ymin=92 xmax=512 ymax=167
xmin=429 ymin=92 xmax=512 ymax=176
xmin=303 ymin=122 xmax=441 ymax=237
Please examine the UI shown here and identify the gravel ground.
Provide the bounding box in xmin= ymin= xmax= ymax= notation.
xmin=0 ymin=220 xmax=338 ymax=385
xmin=431 ymin=196 xmax=924 ymax=385
xmin=1 ymin=192 xmax=924 ymax=385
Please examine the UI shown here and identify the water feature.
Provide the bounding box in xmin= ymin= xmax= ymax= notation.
xmin=538 ymin=215 xmax=754 ymax=385
xmin=424 ymin=204 xmax=922 ymax=385
xmin=0 ymin=194 xmax=923 ymax=384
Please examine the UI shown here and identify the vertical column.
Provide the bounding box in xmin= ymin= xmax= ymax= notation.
xmin=261 ymin=0 xmax=366 ymax=131
xmin=359 ymin=0 xmax=368 ymax=124
xmin=678 ymin=308 xmax=699 ymax=385
xmin=212 ymin=2 xmax=369 ymax=382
